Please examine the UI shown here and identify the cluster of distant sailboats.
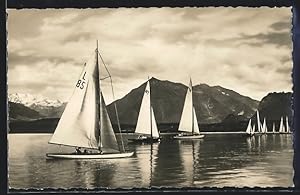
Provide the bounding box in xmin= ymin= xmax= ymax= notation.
xmin=45 ymin=44 xmax=291 ymax=160
xmin=128 ymin=76 xmax=204 ymax=143
xmin=245 ymin=111 xmax=291 ymax=137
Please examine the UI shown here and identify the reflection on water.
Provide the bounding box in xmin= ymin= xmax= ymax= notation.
xmin=8 ymin=133 xmax=293 ymax=189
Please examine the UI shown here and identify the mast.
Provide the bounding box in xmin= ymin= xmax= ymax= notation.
xmin=149 ymin=77 xmax=153 ymax=138
xmin=190 ymin=78 xmax=194 ymax=135
xmin=96 ymin=40 xmax=102 ymax=152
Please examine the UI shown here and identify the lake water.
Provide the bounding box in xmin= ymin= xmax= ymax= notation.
xmin=8 ymin=133 xmax=294 ymax=189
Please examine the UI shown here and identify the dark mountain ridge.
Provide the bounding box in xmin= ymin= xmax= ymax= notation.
xmin=8 ymin=78 xmax=292 ymax=134
xmin=107 ymin=77 xmax=259 ymax=125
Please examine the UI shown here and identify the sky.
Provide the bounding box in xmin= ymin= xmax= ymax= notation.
xmin=7 ymin=7 xmax=293 ymax=104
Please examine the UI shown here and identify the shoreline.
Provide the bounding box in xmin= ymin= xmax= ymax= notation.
xmin=8 ymin=132 xmax=292 ymax=135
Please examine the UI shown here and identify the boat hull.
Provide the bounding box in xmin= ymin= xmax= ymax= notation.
xmin=174 ymin=134 xmax=205 ymax=139
xmin=128 ymin=137 xmax=160 ymax=144
xmin=244 ymin=133 xmax=255 ymax=137
xmin=46 ymin=152 xmax=134 ymax=159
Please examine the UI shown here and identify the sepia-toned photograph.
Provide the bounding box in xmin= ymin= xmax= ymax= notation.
xmin=7 ymin=7 xmax=293 ymax=189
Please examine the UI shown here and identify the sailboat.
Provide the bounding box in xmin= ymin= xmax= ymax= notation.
xmin=261 ymin=117 xmax=268 ymax=134
xmin=174 ymin=78 xmax=204 ymax=140
xmin=46 ymin=43 xmax=134 ymax=159
xmin=128 ymin=79 xmax=161 ymax=143
xmin=279 ymin=116 xmax=286 ymax=134
xmin=252 ymin=124 xmax=256 ymax=134
xmin=285 ymin=116 xmax=291 ymax=133
xmin=245 ymin=119 xmax=254 ymax=137
xmin=272 ymin=122 xmax=276 ymax=134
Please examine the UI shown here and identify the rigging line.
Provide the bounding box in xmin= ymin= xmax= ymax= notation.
xmin=100 ymin=75 xmax=111 ymax=80
xmin=97 ymin=50 xmax=125 ymax=153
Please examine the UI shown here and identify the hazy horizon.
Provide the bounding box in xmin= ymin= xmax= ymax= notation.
xmin=7 ymin=76 xmax=292 ymax=103
xmin=7 ymin=7 xmax=293 ymax=104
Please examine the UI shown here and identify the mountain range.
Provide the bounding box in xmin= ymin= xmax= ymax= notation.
xmin=107 ymin=77 xmax=258 ymax=125
xmin=8 ymin=77 xmax=291 ymax=133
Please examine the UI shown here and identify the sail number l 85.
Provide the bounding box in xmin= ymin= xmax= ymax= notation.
xmin=76 ymin=72 xmax=86 ymax=89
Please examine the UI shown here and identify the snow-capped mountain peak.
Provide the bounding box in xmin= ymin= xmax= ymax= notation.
xmin=8 ymin=93 xmax=63 ymax=108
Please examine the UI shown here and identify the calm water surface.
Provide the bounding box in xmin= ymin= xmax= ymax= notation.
xmin=8 ymin=133 xmax=294 ymax=189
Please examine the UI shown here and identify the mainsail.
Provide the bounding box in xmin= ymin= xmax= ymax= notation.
xmin=49 ymin=47 xmax=120 ymax=153
xmin=272 ymin=122 xmax=276 ymax=133
xmin=135 ymin=80 xmax=159 ymax=138
xmin=178 ymin=78 xmax=200 ymax=134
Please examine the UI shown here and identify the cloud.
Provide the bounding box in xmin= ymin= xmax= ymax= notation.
xmin=8 ymin=51 xmax=78 ymax=69
xmin=62 ymin=31 xmax=94 ymax=44
xmin=270 ymin=21 xmax=291 ymax=31
xmin=7 ymin=7 xmax=293 ymax=103
xmin=276 ymin=66 xmax=292 ymax=74
xmin=238 ymin=32 xmax=291 ymax=48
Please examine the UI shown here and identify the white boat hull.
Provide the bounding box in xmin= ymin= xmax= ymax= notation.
xmin=46 ymin=152 xmax=134 ymax=159
xmin=174 ymin=134 xmax=205 ymax=139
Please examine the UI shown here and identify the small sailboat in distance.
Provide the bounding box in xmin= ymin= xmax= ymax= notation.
xmin=245 ymin=119 xmax=254 ymax=137
xmin=279 ymin=116 xmax=286 ymax=134
xmin=46 ymin=42 xmax=134 ymax=159
xmin=128 ymin=78 xmax=161 ymax=143
xmin=252 ymin=124 xmax=256 ymax=134
xmin=272 ymin=122 xmax=276 ymax=134
xmin=286 ymin=116 xmax=291 ymax=133
xmin=262 ymin=117 xmax=268 ymax=134
xmin=174 ymin=78 xmax=204 ymax=140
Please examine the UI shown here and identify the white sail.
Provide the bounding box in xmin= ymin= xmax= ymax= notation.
xmin=252 ymin=124 xmax=256 ymax=134
xmin=279 ymin=116 xmax=284 ymax=133
xmin=49 ymin=48 xmax=120 ymax=154
xmin=256 ymin=110 xmax=261 ymax=132
xmin=285 ymin=116 xmax=290 ymax=133
xmin=49 ymin=55 xmax=100 ymax=149
xmin=262 ymin=118 xmax=268 ymax=133
xmin=272 ymin=122 xmax=276 ymax=133
xmin=193 ymin=107 xmax=200 ymax=134
xmin=178 ymin=78 xmax=194 ymax=133
xmin=135 ymin=80 xmax=159 ymax=138
xmin=246 ymin=119 xmax=252 ymax=135
xmin=151 ymin=106 xmax=160 ymax=138
xmin=99 ymin=92 xmax=120 ymax=153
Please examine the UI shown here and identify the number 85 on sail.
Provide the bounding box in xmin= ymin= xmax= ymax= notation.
xmin=76 ymin=71 xmax=87 ymax=89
